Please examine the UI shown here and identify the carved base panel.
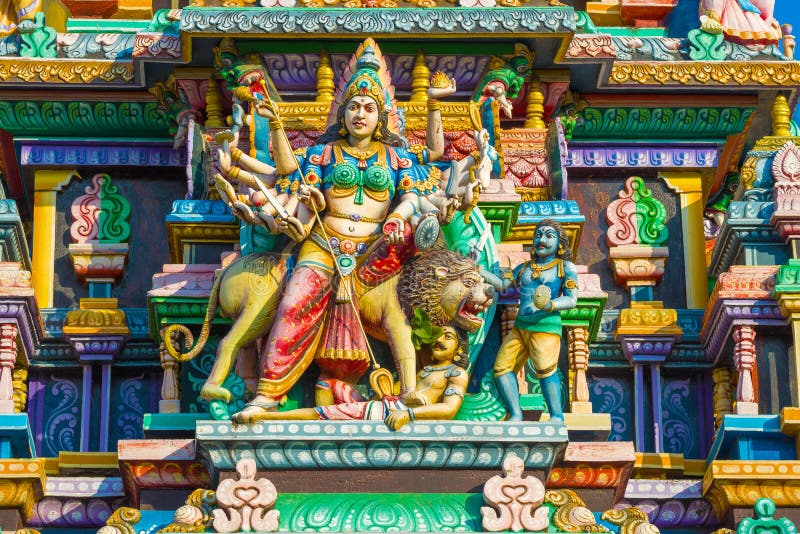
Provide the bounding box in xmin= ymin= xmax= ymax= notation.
xmin=197 ymin=420 xmax=569 ymax=481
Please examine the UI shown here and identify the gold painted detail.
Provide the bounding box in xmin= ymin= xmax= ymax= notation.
xmin=63 ymin=298 xmax=129 ymax=335
xmin=166 ymin=222 xmax=240 ymax=264
xmin=545 ymin=490 xmax=609 ymax=533
xmin=601 ymin=507 xmax=659 ymax=534
xmin=615 ymin=301 xmax=682 ymax=336
xmin=703 ymin=461 xmax=800 ymax=521
xmin=772 ymin=94 xmax=792 ymax=137
xmin=99 ymin=507 xmax=143 ymax=534
xmin=516 ymin=187 xmax=551 ymax=202
xmin=12 ymin=367 xmax=27 ymax=413
xmin=609 ymin=62 xmax=800 ymax=87
xmin=0 ymin=460 xmax=45 ymax=521
xmin=0 ymin=59 xmax=134 ymax=84
xmin=277 ymin=102 xmax=331 ymax=132
xmin=157 ymin=489 xmax=217 ymax=533
xmin=400 ymin=101 xmax=472 ymax=132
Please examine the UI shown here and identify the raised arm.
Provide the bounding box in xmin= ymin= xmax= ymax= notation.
xmin=253 ymin=102 xmax=299 ymax=176
xmin=425 ymin=74 xmax=457 ymax=162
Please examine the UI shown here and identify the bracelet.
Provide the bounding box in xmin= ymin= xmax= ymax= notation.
xmin=230 ymin=147 xmax=244 ymax=164
xmin=546 ymin=301 xmax=555 ymax=312
xmin=408 ymin=408 xmax=415 ymax=422
xmin=386 ymin=212 xmax=403 ymax=221
xmin=427 ymin=99 xmax=441 ymax=112
xmin=268 ymin=119 xmax=284 ymax=131
xmin=228 ymin=166 xmax=241 ymax=181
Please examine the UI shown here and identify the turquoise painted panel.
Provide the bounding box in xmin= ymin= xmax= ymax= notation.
xmin=661 ymin=375 xmax=701 ymax=458
xmin=181 ymin=336 xmax=246 ymax=415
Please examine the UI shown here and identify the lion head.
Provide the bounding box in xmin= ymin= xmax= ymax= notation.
xmin=397 ymin=249 xmax=494 ymax=333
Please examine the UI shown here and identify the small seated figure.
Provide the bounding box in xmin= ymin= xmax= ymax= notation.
xmin=241 ymin=325 xmax=470 ymax=431
xmin=481 ymin=219 xmax=578 ymax=423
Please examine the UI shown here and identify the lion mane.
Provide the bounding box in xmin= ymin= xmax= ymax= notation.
xmin=397 ymin=248 xmax=480 ymax=326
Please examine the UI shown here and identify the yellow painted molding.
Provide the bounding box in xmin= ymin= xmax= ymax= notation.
xmin=633 ymin=452 xmax=685 ymax=478
xmin=703 ymin=460 xmax=800 ymax=519
xmin=42 ymin=458 xmax=59 ymax=475
xmin=34 ymin=170 xmax=80 ymax=192
xmin=0 ymin=59 xmax=135 ymax=84
xmin=58 ymin=451 xmax=119 ymax=470
xmin=63 ymin=298 xmax=129 ymax=336
xmin=660 ymin=171 xmax=709 ymax=309
xmin=684 ymin=459 xmax=707 ymax=478
xmin=166 ymin=222 xmax=240 ymax=264
xmin=615 ymin=301 xmax=682 ymax=337
xmin=781 ymin=407 xmax=800 ymax=435
xmin=608 ymin=61 xmax=800 ymax=87
xmin=31 ymin=171 xmax=81 ymax=309
xmin=0 ymin=459 xmax=46 ymax=520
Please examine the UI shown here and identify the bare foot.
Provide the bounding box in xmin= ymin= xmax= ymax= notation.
xmin=700 ymin=14 xmax=723 ymax=34
xmin=232 ymin=396 xmax=279 ymax=423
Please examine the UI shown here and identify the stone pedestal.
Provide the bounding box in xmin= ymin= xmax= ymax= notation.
xmin=68 ymin=242 xmax=129 ymax=284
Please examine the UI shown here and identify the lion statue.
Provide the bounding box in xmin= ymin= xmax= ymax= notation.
xmin=164 ymin=247 xmax=494 ymax=412
xmin=397 ymin=248 xmax=494 ymax=333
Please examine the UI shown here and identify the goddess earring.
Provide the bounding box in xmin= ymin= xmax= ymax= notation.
xmin=557 ymin=244 xmax=565 ymax=256
xmin=339 ymin=127 xmax=348 ymax=136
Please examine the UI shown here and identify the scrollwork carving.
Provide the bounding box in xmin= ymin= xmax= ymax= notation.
xmin=481 ymin=452 xmax=549 ymax=532
xmin=212 ymin=458 xmax=279 ymax=533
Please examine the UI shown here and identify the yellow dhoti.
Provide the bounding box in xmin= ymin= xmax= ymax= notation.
xmin=493 ymin=328 xmax=561 ymax=379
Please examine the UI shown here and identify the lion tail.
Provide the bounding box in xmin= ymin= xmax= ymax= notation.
xmin=163 ymin=267 xmax=224 ymax=362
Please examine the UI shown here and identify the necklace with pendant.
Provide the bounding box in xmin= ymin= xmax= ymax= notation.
xmin=529 ymin=258 xmax=560 ymax=279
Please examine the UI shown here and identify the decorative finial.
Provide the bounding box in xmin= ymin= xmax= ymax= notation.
xmin=355 ymin=45 xmax=381 ymax=72
xmin=316 ymin=50 xmax=335 ymax=103
xmin=772 ymin=93 xmax=791 ymax=137
xmin=410 ymin=50 xmax=430 ymax=103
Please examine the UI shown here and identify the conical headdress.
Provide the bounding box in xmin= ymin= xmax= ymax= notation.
xmin=326 ymin=38 xmax=400 ymax=135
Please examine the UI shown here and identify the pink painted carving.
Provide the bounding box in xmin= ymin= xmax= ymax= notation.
xmin=481 ymin=453 xmax=549 ymax=532
xmin=606 ymin=177 xmax=639 ymax=246
xmin=541 ymin=81 xmax=570 ymax=124
xmin=213 ymin=458 xmax=279 ymax=533
xmin=0 ymin=324 xmax=17 ymax=413
xmin=149 ymin=264 xmax=218 ymax=298
xmin=771 ymin=142 xmax=800 ymax=240
xmin=566 ymin=35 xmax=617 ymax=59
xmin=175 ymin=79 xmax=211 ymax=117
xmin=70 ymin=174 xmax=103 ymax=243
xmin=733 ymin=325 xmax=758 ymax=415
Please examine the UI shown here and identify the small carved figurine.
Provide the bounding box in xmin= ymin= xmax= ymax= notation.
xmin=482 ymin=219 xmax=578 ymax=422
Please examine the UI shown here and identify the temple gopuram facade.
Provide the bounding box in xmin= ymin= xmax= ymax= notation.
xmin=0 ymin=0 xmax=799 ymax=532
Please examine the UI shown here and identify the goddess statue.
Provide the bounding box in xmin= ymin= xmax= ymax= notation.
xmin=213 ymin=40 xmax=487 ymax=423
xmin=699 ymin=0 xmax=780 ymax=46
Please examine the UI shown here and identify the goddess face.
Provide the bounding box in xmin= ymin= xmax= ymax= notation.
xmin=344 ymin=96 xmax=380 ymax=141
xmin=533 ymin=225 xmax=559 ymax=259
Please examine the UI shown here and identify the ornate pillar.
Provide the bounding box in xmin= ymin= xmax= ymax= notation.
xmin=31 ymin=170 xmax=80 ymax=308
xmin=660 ymin=171 xmax=709 ymax=309
xmin=159 ymin=329 xmax=181 ymax=414
xmin=567 ymin=326 xmax=591 ymax=413
xmin=732 ymin=325 xmax=758 ymax=415
xmin=0 ymin=324 xmax=17 ymax=413
xmin=63 ymin=298 xmax=129 ymax=452
xmin=616 ymin=301 xmax=682 ymax=452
